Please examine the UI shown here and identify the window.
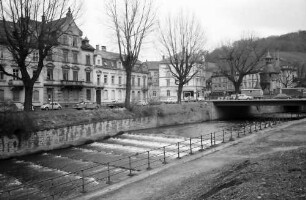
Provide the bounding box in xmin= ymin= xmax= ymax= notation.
xmin=118 ymin=90 xmax=122 ymax=100
xmin=46 ymin=50 xmax=52 ymax=61
xmin=0 ymin=71 xmax=4 ymax=80
xmin=13 ymin=69 xmax=19 ymax=80
xmin=166 ymin=79 xmax=170 ymax=86
xmin=166 ymin=71 xmax=171 ymax=77
xmin=73 ymin=90 xmax=79 ymax=101
xmin=63 ymin=69 xmax=69 ymax=80
xmin=0 ymin=89 xmax=4 ymax=102
xmin=111 ymin=76 xmax=115 ymax=84
xmin=104 ymin=90 xmax=108 ymax=100
xmin=137 ymin=91 xmax=141 ymax=100
xmin=132 ymin=76 xmax=135 ymax=86
xmin=33 ymin=90 xmax=39 ymax=102
xmin=86 ymin=89 xmax=91 ymax=100
xmin=86 ymin=55 xmax=91 ymax=65
xmin=63 ymin=90 xmax=69 ymax=101
xmin=63 ymin=35 xmax=68 ymax=45
xmin=153 ymin=91 xmax=156 ymax=97
xmin=138 ymin=77 xmax=140 ymax=86
xmin=33 ymin=52 xmax=39 ymax=62
xmin=73 ymin=71 xmax=78 ymax=81
xmin=72 ymin=37 xmax=78 ymax=47
xmin=104 ymin=75 xmax=108 ymax=84
xmin=73 ymin=52 xmax=78 ymax=63
xmin=86 ymin=71 xmax=91 ymax=82
xmin=167 ymin=90 xmax=170 ymax=97
xmin=119 ymin=76 xmax=122 ymax=85
xmin=47 ymin=68 xmax=53 ymax=80
xmin=111 ymin=90 xmax=115 ymax=100
xmin=63 ymin=50 xmax=69 ymax=62
xmin=13 ymin=90 xmax=19 ymax=101
xmin=143 ymin=77 xmax=146 ymax=87
xmin=33 ymin=70 xmax=38 ymax=79
xmin=97 ymin=59 xmax=100 ymax=65
xmin=0 ymin=49 xmax=3 ymax=59
xmin=97 ymin=74 xmax=101 ymax=85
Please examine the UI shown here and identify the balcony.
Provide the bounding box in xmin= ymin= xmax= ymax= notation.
xmin=8 ymin=79 xmax=24 ymax=90
xmin=60 ymin=80 xmax=84 ymax=89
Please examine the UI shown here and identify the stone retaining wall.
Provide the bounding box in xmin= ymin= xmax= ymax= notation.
xmin=0 ymin=102 xmax=212 ymax=159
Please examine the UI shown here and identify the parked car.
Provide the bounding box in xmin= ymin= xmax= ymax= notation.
xmin=41 ymin=102 xmax=62 ymax=110
xmin=273 ymin=93 xmax=291 ymax=99
xmin=237 ymin=94 xmax=253 ymax=100
xmin=161 ymin=97 xmax=177 ymax=104
xmin=136 ymin=100 xmax=148 ymax=106
xmin=73 ymin=101 xmax=100 ymax=110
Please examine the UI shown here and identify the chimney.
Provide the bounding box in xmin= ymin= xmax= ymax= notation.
xmin=101 ymin=46 xmax=106 ymax=51
xmin=96 ymin=45 xmax=100 ymax=51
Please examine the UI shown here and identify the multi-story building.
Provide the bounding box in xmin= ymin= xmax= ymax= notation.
xmin=0 ymin=9 xmax=148 ymax=107
xmin=145 ymin=61 xmax=160 ymax=102
xmin=159 ymin=60 xmax=206 ymax=101
xmin=93 ymin=45 xmax=148 ymax=104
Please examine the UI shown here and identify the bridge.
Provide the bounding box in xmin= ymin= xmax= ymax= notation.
xmin=209 ymin=99 xmax=306 ymax=119
xmin=212 ymin=99 xmax=306 ymax=106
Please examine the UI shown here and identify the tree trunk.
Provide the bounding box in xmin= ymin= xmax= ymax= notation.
xmin=177 ymin=83 xmax=183 ymax=104
xmin=234 ymin=82 xmax=240 ymax=94
xmin=23 ymin=83 xmax=34 ymax=112
xmin=125 ymin=69 xmax=132 ymax=108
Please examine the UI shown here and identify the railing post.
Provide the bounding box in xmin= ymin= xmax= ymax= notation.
xmin=81 ymin=170 xmax=85 ymax=193
xmin=259 ymin=120 xmax=262 ymax=130
xmin=163 ymin=146 xmax=167 ymax=164
xmin=147 ymin=151 xmax=151 ymax=170
xmin=51 ymin=179 xmax=55 ymax=200
xmin=237 ymin=128 xmax=240 ymax=138
xmin=177 ymin=142 xmax=181 ymax=159
xmin=229 ymin=128 xmax=234 ymax=141
xmin=210 ymin=133 xmax=213 ymax=146
xmin=222 ymin=130 xmax=225 ymax=143
xmin=254 ymin=122 xmax=257 ymax=131
xmin=128 ymin=156 xmax=133 ymax=176
xmin=213 ymin=132 xmax=216 ymax=145
xmin=189 ymin=138 xmax=193 ymax=154
xmin=106 ymin=162 xmax=112 ymax=184
xmin=200 ymin=135 xmax=204 ymax=151
xmin=243 ymin=125 xmax=246 ymax=135
xmin=249 ymin=123 xmax=252 ymax=133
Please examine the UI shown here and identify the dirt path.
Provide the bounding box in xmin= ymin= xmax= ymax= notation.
xmin=76 ymin=119 xmax=306 ymax=200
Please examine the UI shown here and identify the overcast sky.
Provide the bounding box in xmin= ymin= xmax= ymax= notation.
xmin=79 ymin=0 xmax=306 ymax=61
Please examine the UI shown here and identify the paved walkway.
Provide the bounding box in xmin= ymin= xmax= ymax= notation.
xmin=74 ymin=118 xmax=306 ymax=200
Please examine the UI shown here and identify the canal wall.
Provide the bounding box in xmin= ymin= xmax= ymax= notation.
xmin=0 ymin=102 xmax=212 ymax=159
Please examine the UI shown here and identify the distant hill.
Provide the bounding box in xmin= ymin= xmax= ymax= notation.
xmin=207 ymin=30 xmax=306 ymax=63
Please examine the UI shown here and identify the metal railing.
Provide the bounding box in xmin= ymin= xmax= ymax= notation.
xmin=1 ymin=112 xmax=305 ymax=200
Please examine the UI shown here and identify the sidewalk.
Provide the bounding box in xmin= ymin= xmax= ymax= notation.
xmin=75 ymin=119 xmax=306 ymax=200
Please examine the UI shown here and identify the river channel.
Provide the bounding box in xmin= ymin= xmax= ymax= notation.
xmin=0 ymin=113 xmax=299 ymax=200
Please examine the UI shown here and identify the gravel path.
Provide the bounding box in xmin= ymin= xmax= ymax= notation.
xmin=76 ymin=119 xmax=306 ymax=200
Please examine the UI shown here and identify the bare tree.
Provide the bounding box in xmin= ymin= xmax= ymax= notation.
xmin=159 ymin=13 xmax=206 ymax=103
xmin=216 ymin=35 xmax=267 ymax=94
xmin=279 ymin=67 xmax=297 ymax=88
xmin=106 ymin=0 xmax=156 ymax=108
xmin=0 ymin=0 xmax=81 ymax=111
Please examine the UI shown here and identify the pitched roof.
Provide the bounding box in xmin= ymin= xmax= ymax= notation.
xmin=145 ymin=61 xmax=160 ymax=70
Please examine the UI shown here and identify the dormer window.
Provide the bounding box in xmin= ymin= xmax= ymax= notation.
xmin=63 ymin=35 xmax=69 ymax=45
xmin=72 ymin=37 xmax=78 ymax=47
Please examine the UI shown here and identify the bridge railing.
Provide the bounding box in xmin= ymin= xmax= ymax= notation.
xmin=1 ymin=112 xmax=305 ymax=200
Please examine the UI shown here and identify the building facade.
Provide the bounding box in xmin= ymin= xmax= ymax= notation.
xmin=0 ymin=10 xmax=148 ymax=107
xmin=145 ymin=61 xmax=160 ymax=102
xmin=94 ymin=45 xmax=148 ymax=104
xmin=158 ymin=61 xmax=206 ymax=101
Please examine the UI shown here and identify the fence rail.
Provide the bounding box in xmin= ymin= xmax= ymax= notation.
xmin=1 ymin=112 xmax=305 ymax=200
